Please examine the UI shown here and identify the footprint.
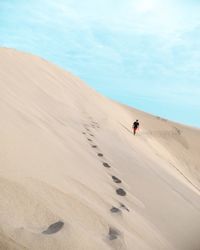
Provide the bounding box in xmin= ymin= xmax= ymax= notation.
xmin=87 ymin=138 xmax=92 ymax=142
xmin=108 ymin=227 xmax=120 ymax=240
xmin=120 ymin=203 xmax=130 ymax=212
xmin=103 ymin=162 xmax=111 ymax=168
xmin=110 ymin=207 xmax=121 ymax=214
xmin=89 ymin=134 xmax=94 ymax=137
xmin=91 ymin=145 xmax=98 ymax=148
xmin=93 ymin=122 xmax=99 ymax=127
xmin=97 ymin=153 xmax=103 ymax=157
xmin=42 ymin=221 xmax=64 ymax=235
xmin=116 ymin=188 xmax=126 ymax=196
xmin=112 ymin=176 xmax=122 ymax=184
xmin=82 ymin=132 xmax=86 ymax=135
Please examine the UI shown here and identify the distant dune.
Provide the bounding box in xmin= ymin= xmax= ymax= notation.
xmin=0 ymin=48 xmax=200 ymax=250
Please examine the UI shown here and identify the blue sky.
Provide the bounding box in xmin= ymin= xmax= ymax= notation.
xmin=1 ymin=0 xmax=200 ymax=127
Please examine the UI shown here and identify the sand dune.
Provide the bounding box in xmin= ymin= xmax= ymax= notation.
xmin=0 ymin=48 xmax=200 ymax=250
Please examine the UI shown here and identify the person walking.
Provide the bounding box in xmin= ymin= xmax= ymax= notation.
xmin=132 ymin=119 xmax=139 ymax=135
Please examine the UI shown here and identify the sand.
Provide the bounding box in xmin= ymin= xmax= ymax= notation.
xmin=0 ymin=48 xmax=200 ymax=250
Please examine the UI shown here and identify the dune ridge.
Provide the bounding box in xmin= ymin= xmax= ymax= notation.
xmin=0 ymin=48 xmax=200 ymax=250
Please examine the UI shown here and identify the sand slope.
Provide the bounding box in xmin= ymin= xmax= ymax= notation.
xmin=0 ymin=48 xmax=200 ymax=250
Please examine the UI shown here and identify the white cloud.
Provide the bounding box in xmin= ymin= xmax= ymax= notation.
xmin=135 ymin=0 xmax=156 ymax=13
xmin=1 ymin=0 xmax=200 ymax=125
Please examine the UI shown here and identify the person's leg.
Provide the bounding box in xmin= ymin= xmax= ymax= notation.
xmin=134 ymin=128 xmax=136 ymax=135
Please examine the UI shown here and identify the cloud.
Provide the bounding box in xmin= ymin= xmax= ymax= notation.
xmin=1 ymin=0 xmax=200 ymax=126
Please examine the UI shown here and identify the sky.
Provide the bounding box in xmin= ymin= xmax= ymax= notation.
xmin=0 ymin=0 xmax=200 ymax=127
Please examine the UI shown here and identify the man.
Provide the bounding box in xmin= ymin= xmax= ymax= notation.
xmin=132 ymin=119 xmax=139 ymax=135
